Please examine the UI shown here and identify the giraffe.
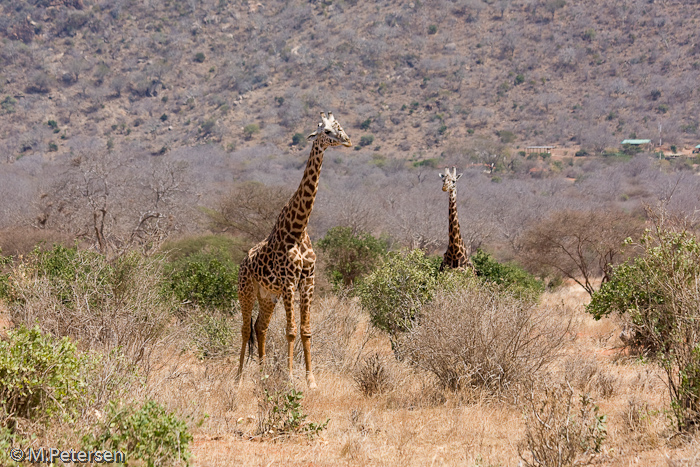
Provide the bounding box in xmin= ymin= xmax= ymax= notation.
xmin=439 ymin=167 xmax=475 ymax=273
xmin=236 ymin=112 xmax=352 ymax=389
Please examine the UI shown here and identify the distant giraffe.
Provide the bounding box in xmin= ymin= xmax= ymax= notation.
xmin=236 ymin=112 xmax=352 ymax=389
xmin=439 ymin=167 xmax=474 ymax=273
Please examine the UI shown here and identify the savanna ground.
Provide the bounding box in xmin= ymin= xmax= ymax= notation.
xmin=23 ymin=283 xmax=685 ymax=467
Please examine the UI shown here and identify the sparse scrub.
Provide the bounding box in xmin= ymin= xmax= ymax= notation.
xmin=354 ymin=353 xmax=393 ymax=397
xmin=397 ymin=287 xmax=569 ymax=393
xmin=8 ymin=245 xmax=173 ymax=368
xmin=587 ymin=209 xmax=700 ymax=430
xmin=518 ymin=383 xmax=607 ymax=467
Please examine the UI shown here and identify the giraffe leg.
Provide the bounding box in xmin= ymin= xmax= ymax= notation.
xmin=236 ymin=270 xmax=255 ymax=387
xmin=254 ymin=293 xmax=276 ymax=369
xmin=282 ymin=287 xmax=297 ymax=382
xmin=299 ymin=271 xmax=317 ymax=389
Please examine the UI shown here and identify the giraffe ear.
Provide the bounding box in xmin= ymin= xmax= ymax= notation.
xmin=439 ymin=173 xmax=445 ymax=179
xmin=307 ymin=130 xmax=318 ymax=140
xmin=456 ymin=173 xmax=463 ymax=180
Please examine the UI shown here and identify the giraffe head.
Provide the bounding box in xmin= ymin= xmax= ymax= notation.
xmin=439 ymin=167 xmax=462 ymax=192
xmin=307 ymin=111 xmax=352 ymax=148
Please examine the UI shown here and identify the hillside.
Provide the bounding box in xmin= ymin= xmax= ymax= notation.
xmin=1 ymin=0 xmax=699 ymax=164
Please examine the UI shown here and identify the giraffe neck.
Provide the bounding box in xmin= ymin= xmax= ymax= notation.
xmin=273 ymin=138 xmax=325 ymax=244
xmin=447 ymin=188 xmax=464 ymax=253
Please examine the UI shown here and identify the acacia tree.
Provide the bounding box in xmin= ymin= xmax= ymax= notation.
xmin=36 ymin=148 xmax=190 ymax=257
xmin=205 ymin=180 xmax=292 ymax=243
xmin=520 ymin=209 xmax=644 ymax=295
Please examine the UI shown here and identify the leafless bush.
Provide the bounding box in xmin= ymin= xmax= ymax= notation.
xmin=396 ymin=286 xmax=570 ymax=393
xmin=520 ymin=209 xmax=644 ymax=296
xmin=518 ymin=383 xmax=607 ymax=467
xmin=354 ymin=353 xmax=393 ymax=397
xmin=207 ymin=180 xmax=292 ymax=242
xmin=8 ymin=250 xmax=173 ymax=373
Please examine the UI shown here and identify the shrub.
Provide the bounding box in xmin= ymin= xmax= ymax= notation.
xmin=359 ymin=135 xmax=374 ymax=147
xmin=291 ymin=132 xmax=306 ymax=147
xmin=472 ymin=249 xmax=544 ymax=298
xmin=257 ymin=384 xmax=328 ymax=438
xmin=359 ymin=118 xmax=372 ymax=130
xmin=518 ymin=384 xmax=607 ymax=467
xmin=354 ymin=353 xmax=392 ymax=397
xmin=8 ymin=246 xmax=172 ymax=367
xmin=243 ymin=123 xmax=260 ymax=140
xmin=165 ymin=252 xmax=238 ymax=309
xmin=520 ymin=209 xmax=643 ymax=296
xmin=0 ymin=326 xmax=93 ymax=426
xmin=201 ymin=118 xmax=217 ymax=136
xmin=317 ymin=226 xmax=388 ymax=288
xmin=587 ymin=214 xmax=700 ymax=430
xmin=397 ymin=287 xmax=569 ymax=392
xmin=428 ymin=24 xmax=438 ymax=34
xmin=188 ymin=308 xmax=239 ymax=358
xmin=356 ymin=249 xmax=440 ymax=337
xmin=84 ymin=400 xmax=192 ymax=467
xmin=194 ymin=52 xmax=206 ymax=63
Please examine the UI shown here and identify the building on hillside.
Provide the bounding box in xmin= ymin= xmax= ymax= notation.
xmin=525 ymin=145 xmax=556 ymax=155
xmin=694 ymin=144 xmax=700 ymax=154
xmin=621 ymin=139 xmax=652 ymax=149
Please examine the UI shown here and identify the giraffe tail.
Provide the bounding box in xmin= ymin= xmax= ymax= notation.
xmin=247 ymin=317 xmax=255 ymax=362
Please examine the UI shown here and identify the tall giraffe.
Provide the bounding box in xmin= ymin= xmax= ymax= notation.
xmin=236 ymin=112 xmax=352 ymax=389
xmin=439 ymin=167 xmax=474 ymax=273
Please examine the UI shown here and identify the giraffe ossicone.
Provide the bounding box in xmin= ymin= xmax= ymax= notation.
xmin=439 ymin=166 xmax=475 ymax=273
xmin=236 ymin=112 xmax=352 ymax=389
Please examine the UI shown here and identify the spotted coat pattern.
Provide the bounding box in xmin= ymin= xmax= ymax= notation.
xmin=236 ymin=112 xmax=351 ymax=389
xmin=439 ymin=167 xmax=475 ymax=273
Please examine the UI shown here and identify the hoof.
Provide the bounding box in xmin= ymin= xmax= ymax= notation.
xmin=307 ymin=375 xmax=317 ymax=390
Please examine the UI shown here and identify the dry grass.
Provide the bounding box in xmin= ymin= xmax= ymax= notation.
xmin=4 ymin=283 xmax=700 ymax=465
xmin=136 ymin=285 xmax=698 ymax=466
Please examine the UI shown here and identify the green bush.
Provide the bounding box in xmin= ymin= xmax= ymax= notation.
xmin=84 ymin=400 xmax=192 ymax=467
xmin=165 ymin=251 xmax=238 ymax=309
xmin=356 ymin=249 xmax=441 ymax=337
xmin=0 ymin=326 xmax=93 ymax=426
xmin=194 ymin=52 xmax=206 ymax=63
xmin=291 ymin=132 xmax=306 ymax=147
xmin=317 ymin=227 xmax=388 ymax=288
xmin=472 ymin=249 xmax=544 ymax=298
xmin=359 ymin=135 xmax=374 ymax=147
xmin=243 ymin=123 xmax=260 ymax=140
xmin=587 ymin=222 xmax=700 ymax=430
xmin=258 ymin=386 xmax=328 ymax=438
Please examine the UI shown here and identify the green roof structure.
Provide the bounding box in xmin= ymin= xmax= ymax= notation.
xmin=621 ymin=139 xmax=652 ymax=145
xmin=695 ymin=144 xmax=700 ymax=149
